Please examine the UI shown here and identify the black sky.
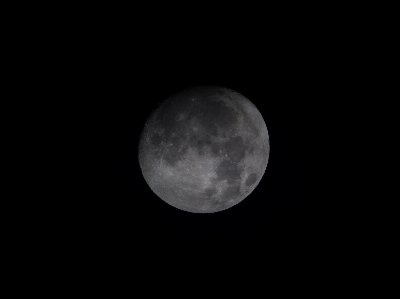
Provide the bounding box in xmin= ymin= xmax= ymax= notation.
xmin=63 ymin=13 xmax=353 ymax=267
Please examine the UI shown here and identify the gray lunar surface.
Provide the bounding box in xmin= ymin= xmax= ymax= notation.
xmin=138 ymin=86 xmax=269 ymax=213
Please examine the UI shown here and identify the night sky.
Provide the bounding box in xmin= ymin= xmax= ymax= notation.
xmin=65 ymin=14 xmax=353 ymax=270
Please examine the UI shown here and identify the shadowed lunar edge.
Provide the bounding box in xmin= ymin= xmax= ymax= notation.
xmin=138 ymin=86 xmax=269 ymax=213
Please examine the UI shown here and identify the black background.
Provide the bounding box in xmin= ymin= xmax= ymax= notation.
xmin=57 ymin=9 xmax=356 ymax=271
xmin=3 ymin=2 xmax=381 ymax=293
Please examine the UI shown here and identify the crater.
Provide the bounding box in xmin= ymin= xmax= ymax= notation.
xmin=245 ymin=173 xmax=258 ymax=186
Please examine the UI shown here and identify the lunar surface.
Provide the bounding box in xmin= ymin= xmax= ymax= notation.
xmin=138 ymin=86 xmax=269 ymax=213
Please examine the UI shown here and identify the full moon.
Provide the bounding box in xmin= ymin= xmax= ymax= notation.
xmin=138 ymin=86 xmax=270 ymax=213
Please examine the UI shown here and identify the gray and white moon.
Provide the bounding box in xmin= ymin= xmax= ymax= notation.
xmin=138 ymin=86 xmax=270 ymax=213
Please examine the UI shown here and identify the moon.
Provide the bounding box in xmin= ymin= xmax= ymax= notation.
xmin=138 ymin=86 xmax=270 ymax=213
